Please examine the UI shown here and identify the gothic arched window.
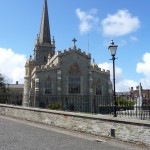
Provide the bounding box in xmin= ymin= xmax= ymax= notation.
xmin=96 ymin=81 xmax=102 ymax=95
xmin=68 ymin=63 xmax=81 ymax=94
xmin=44 ymin=77 xmax=52 ymax=95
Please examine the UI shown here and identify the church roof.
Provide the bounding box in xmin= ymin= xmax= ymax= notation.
xmin=38 ymin=0 xmax=51 ymax=44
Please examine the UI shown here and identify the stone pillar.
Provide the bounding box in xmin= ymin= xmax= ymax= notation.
xmin=89 ymin=71 xmax=94 ymax=112
xmin=57 ymin=70 xmax=61 ymax=104
xmin=23 ymin=77 xmax=31 ymax=107
xmin=89 ymin=71 xmax=93 ymax=95
xmin=80 ymin=76 xmax=83 ymax=94
xmin=34 ymin=77 xmax=39 ymax=107
xmin=138 ymin=82 xmax=143 ymax=107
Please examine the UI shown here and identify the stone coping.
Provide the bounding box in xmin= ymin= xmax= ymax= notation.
xmin=0 ymin=104 xmax=149 ymax=127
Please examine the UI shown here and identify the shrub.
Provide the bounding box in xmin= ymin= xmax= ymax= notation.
xmin=116 ymin=99 xmax=135 ymax=106
xmin=48 ymin=103 xmax=61 ymax=110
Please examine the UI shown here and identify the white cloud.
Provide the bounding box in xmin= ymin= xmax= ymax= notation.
xmin=136 ymin=53 xmax=150 ymax=88
xmin=98 ymin=62 xmax=138 ymax=92
xmin=140 ymin=78 xmax=150 ymax=89
xmin=0 ymin=48 xmax=26 ymax=84
xmin=116 ymin=80 xmax=138 ymax=92
xmin=101 ymin=9 xmax=140 ymax=37
xmin=98 ymin=53 xmax=150 ymax=91
xmin=136 ymin=53 xmax=150 ymax=78
xmin=76 ymin=8 xmax=100 ymax=34
xmin=98 ymin=62 xmax=122 ymax=82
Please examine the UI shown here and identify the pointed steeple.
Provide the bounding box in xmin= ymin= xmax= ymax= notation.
xmin=38 ymin=0 xmax=51 ymax=44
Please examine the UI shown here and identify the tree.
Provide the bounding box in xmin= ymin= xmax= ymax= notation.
xmin=0 ymin=73 xmax=7 ymax=103
xmin=0 ymin=73 xmax=6 ymax=92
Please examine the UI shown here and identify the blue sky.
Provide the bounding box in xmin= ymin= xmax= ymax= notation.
xmin=0 ymin=0 xmax=150 ymax=92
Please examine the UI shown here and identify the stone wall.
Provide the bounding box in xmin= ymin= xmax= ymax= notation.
xmin=0 ymin=104 xmax=150 ymax=146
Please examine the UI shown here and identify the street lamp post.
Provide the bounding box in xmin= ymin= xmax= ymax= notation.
xmin=108 ymin=40 xmax=118 ymax=117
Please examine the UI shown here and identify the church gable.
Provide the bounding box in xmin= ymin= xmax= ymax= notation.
xmin=60 ymin=47 xmax=91 ymax=60
xmin=45 ymin=45 xmax=91 ymax=72
xmin=58 ymin=47 xmax=91 ymax=69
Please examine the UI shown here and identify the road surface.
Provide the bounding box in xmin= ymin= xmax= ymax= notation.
xmin=0 ymin=115 xmax=148 ymax=150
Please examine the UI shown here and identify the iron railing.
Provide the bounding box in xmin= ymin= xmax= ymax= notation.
xmin=0 ymin=93 xmax=150 ymax=120
xmin=0 ymin=93 xmax=22 ymax=105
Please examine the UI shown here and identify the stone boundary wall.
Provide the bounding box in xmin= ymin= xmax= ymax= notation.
xmin=0 ymin=104 xmax=150 ymax=146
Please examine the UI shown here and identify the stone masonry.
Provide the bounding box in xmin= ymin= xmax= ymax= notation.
xmin=0 ymin=104 xmax=150 ymax=147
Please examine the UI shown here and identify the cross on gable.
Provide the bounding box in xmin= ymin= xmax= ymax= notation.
xmin=72 ymin=38 xmax=77 ymax=46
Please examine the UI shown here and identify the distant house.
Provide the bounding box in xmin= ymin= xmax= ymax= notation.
xmin=7 ymin=81 xmax=23 ymax=105
xmin=116 ymin=86 xmax=150 ymax=106
xmin=8 ymin=81 xmax=24 ymax=94
xmin=130 ymin=86 xmax=150 ymax=99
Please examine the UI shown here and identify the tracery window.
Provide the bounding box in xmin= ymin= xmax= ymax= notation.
xmin=68 ymin=75 xmax=80 ymax=94
xmin=96 ymin=81 xmax=102 ymax=95
xmin=68 ymin=63 xmax=81 ymax=94
xmin=45 ymin=77 xmax=52 ymax=95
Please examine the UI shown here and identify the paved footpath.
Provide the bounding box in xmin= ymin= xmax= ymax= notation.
xmin=0 ymin=115 xmax=149 ymax=150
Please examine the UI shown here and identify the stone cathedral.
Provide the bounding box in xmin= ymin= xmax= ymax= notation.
xmin=23 ymin=0 xmax=112 ymax=109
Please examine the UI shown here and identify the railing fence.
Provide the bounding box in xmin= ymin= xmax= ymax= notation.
xmin=0 ymin=93 xmax=150 ymax=120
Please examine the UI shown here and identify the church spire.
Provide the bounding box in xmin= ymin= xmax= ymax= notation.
xmin=38 ymin=0 xmax=51 ymax=44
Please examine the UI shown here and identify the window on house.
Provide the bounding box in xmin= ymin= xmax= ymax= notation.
xmin=45 ymin=81 xmax=52 ymax=95
xmin=96 ymin=82 xmax=102 ymax=95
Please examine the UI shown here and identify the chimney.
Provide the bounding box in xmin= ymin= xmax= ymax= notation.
xmin=16 ymin=81 xmax=18 ymax=85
